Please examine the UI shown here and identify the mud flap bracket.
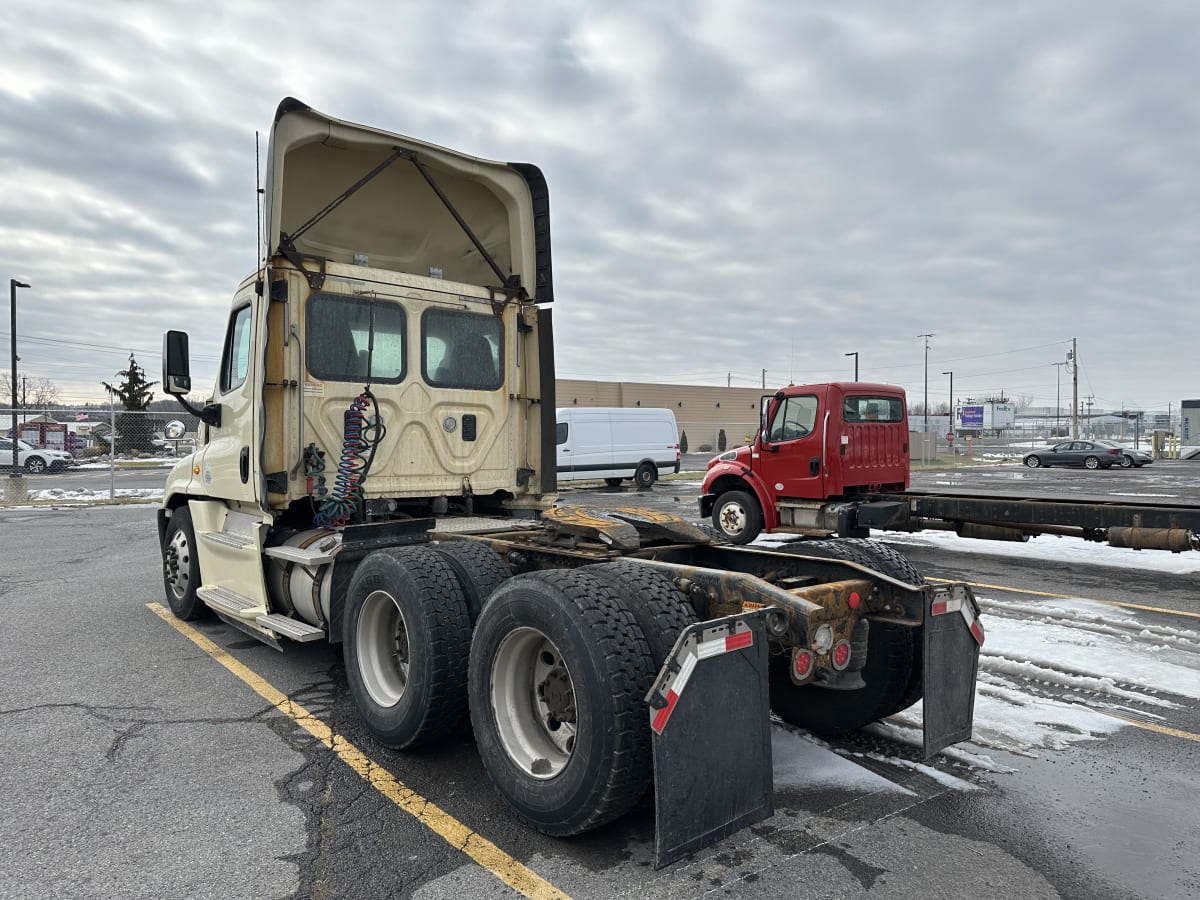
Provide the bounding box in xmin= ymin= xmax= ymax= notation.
xmin=645 ymin=611 xmax=773 ymax=869
xmin=921 ymin=585 xmax=983 ymax=758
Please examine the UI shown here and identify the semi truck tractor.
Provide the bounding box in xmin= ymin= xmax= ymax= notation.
xmin=158 ymin=99 xmax=983 ymax=866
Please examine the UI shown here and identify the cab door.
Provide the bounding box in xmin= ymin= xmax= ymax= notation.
xmin=753 ymin=393 xmax=825 ymax=500
xmin=194 ymin=298 xmax=260 ymax=505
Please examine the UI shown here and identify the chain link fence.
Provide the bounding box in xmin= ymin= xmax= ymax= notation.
xmin=1 ymin=407 xmax=197 ymax=505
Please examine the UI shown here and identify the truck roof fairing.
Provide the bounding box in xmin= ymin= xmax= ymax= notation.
xmin=263 ymin=97 xmax=552 ymax=301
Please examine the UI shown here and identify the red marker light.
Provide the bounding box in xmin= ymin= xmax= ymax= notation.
xmin=848 ymin=591 xmax=861 ymax=610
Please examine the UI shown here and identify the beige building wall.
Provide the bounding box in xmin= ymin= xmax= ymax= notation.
xmin=556 ymin=379 xmax=767 ymax=452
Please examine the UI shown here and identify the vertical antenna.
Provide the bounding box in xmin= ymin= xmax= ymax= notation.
xmin=255 ymin=130 xmax=264 ymax=292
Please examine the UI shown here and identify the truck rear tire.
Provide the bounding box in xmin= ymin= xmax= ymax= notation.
xmin=712 ymin=490 xmax=763 ymax=544
xmin=772 ymin=539 xmax=925 ymax=730
xmin=430 ymin=540 xmax=512 ymax=623
xmin=162 ymin=506 xmax=210 ymax=621
xmin=468 ymin=569 xmax=655 ymax=836
xmin=584 ymin=561 xmax=699 ymax=667
xmin=343 ymin=547 xmax=472 ymax=749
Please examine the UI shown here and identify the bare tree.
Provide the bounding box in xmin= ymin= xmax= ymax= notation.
xmin=1012 ymin=393 xmax=1035 ymax=411
xmin=0 ymin=373 xmax=61 ymax=407
xmin=26 ymin=377 xmax=61 ymax=407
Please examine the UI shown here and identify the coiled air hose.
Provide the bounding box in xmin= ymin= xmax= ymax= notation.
xmin=314 ymin=389 xmax=386 ymax=528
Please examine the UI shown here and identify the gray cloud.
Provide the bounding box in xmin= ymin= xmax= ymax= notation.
xmin=0 ymin=0 xmax=1197 ymax=413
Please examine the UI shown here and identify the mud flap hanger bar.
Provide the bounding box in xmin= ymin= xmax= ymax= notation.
xmin=645 ymin=611 xmax=774 ymax=869
xmin=276 ymin=147 xmax=526 ymax=301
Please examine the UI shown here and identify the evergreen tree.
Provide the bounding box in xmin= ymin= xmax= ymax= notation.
xmin=102 ymin=354 xmax=157 ymax=410
xmin=102 ymin=354 xmax=160 ymax=452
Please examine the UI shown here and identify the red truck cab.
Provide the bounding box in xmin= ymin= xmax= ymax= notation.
xmin=701 ymin=382 xmax=910 ymax=543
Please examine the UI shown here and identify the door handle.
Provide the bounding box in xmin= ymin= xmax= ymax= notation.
xmin=809 ymin=457 xmax=820 ymax=476
xmin=240 ymin=446 xmax=250 ymax=484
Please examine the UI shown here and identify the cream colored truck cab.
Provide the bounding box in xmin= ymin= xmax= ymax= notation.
xmin=158 ymin=97 xmax=555 ymax=644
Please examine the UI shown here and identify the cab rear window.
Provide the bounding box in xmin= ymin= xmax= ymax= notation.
xmin=843 ymin=396 xmax=904 ymax=423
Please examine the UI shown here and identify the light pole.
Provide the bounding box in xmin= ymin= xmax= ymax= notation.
xmin=1052 ymin=361 xmax=1067 ymax=439
xmin=844 ymin=351 xmax=858 ymax=381
xmin=9 ymin=279 xmax=30 ymax=476
xmin=918 ymin=333 xmax=935 ymax=431
xmin=942 ymin=370 xmax=953 ymax=443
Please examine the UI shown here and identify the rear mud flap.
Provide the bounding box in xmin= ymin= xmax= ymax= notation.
xmin=645 ymin=611 xmax=773 ymax=869
xmin=922 ymin=585 xmax=983 ymax=758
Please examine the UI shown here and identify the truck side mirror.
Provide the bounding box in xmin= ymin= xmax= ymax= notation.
xmin=163 ymin=330 xmax=192 ymax=395
xmin=162 ymin=329 xmax=222 ymax=427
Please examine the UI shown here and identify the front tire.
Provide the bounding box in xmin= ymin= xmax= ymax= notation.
xmin=162 ymin=505 xmax=209 ymax=620
xmin=712 ymin=489 xmax=763 ymax=544
xmin=468 ymin=570 xmax=655 ymax=836
xmin=1024 ymin=455 xmax=1041 ymax=468
xmin=343 ymin=547 xmax=472 ymax=749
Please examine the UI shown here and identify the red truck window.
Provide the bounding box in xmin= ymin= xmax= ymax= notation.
xmin=842 ymin=395 xmax=904 ymax=423
xmin=767 ymin=395 xmax=817 ymax=441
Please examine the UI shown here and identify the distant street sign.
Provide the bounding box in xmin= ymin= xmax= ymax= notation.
xmin=947 ymin=432 xmax=955 ymax=442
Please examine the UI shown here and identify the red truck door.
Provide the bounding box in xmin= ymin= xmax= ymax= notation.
xmin=753 ymin=390 xmax=828 ymax=500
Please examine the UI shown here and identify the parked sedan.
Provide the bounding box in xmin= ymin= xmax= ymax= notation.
xmin=0 ymin=438 xmax=73 ymax=474
xmin=1100 ymin=441 xmax=1153 ymax=468
xmin=1023 ymin=440 xmax=1123 ymax=469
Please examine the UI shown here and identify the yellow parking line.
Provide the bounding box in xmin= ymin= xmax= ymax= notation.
xmin=1103 ymin=712 xmax=1200 ymax=744
xmin=926 ymin=577 xmax=1200 ymax=619
xmin=147 ymin=603 xmax=572 ymax=900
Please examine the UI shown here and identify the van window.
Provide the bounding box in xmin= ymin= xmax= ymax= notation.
xmin=767 ymin=395 xmax=817 ymax=442
xmin=306 ymin=293 xmax=405 ymax=383
xmin=423 ymin=309 xmax=503 ymax=390
xmin=556 ymin=422 xmax=568 ymax=445
xmin=843 ymin=395 xmax=904 ymax=423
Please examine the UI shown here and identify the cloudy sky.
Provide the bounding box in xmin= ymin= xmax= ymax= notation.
xmin=1 ymin=1 xmax=1197 ymax=415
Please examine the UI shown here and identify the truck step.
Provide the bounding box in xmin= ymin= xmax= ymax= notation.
xmin=256 ymin=614 xmax=325 ymax=642
xmin=201 ymin=531 xmax=255 ymax=550
xmin=263 ymin=543 xmax=338 ymax=566
xmin=197 ymin=586 xmax=262 ymax=618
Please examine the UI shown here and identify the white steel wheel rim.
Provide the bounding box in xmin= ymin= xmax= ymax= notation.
xmin=357 ymin=590 xmax=411 ymax=708
xmin=165 ymin=528 xmax=191 ymax=600
xmin=718 ymin=500 xmax=747 ymax=536
xmin=491 ymin=627 xmax=577 ymax=780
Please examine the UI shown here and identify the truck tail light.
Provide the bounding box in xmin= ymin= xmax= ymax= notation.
xmin=831 ymin=640 xmax=852 ymax=671
xmin=793 ymin=649 xmax=814 ymax=681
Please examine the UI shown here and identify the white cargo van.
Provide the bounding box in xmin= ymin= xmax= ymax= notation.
xmin=555 ymin=407 xmax=680 ymax=488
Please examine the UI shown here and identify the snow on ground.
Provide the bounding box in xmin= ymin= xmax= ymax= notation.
xmin=852 ymin=528 xmax=1200 ymax=574
xmin=27 ymin=487 xmax=163 ymax=502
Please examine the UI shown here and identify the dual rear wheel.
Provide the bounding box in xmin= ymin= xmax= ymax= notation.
xmin=343 ymin=546 xmax=696 ymax=835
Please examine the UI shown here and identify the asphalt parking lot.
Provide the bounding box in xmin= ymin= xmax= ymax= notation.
xmin=2 ymin=464 xmax=1198 ymax=899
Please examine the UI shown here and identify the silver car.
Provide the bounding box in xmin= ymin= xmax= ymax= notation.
xmin=1099 ymin=441 xmax=1153 ymax=468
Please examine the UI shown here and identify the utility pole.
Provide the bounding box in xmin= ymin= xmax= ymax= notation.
xmin=942 ymin=371 xmax=953 ymax=441
xmin=918 ymin=333 xmax=935 ymax=431
xmin=9 ymin=279 xmax=31 ymax=478
xmin=844 ymin=351 xmax=859 ymax=381
xmin=1069 ymin=338 xmax=1078 ymax=438
xmin=761 ymin=369 xmax=766 ymax=389
xmin=1052 ymin=361 xmax=1067 ymax=438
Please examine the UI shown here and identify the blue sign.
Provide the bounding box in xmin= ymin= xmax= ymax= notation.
xmin=960 ymin=405 xmax=984 ymax=428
